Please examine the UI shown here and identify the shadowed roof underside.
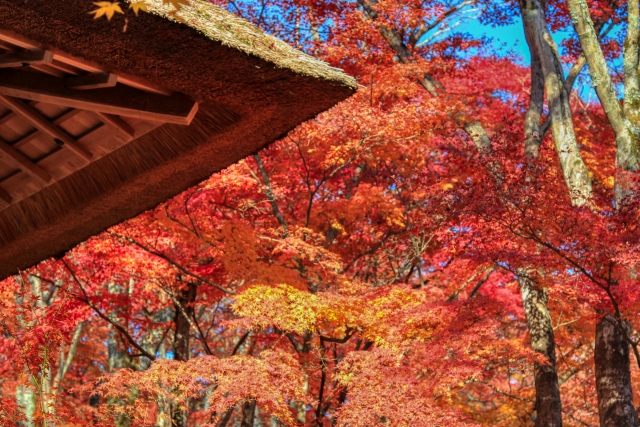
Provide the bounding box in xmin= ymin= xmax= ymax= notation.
xmin=0 ymin=0 xmax=356 ymax=278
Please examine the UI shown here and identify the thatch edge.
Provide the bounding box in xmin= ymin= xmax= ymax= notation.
xmin=134 ymin=0 xmax=358 ymax=89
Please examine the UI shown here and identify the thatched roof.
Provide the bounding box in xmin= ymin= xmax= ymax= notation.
xmin=0 ymin=0 xmax=356 ymax=278
xmin=142 ymin=0 xmax=355 ymax=87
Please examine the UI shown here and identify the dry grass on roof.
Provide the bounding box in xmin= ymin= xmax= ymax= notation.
xmin=133 ymin=0 xmax=358 ymax=89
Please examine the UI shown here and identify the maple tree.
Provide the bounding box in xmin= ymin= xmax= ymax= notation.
xmin=2 ymin=0 xmax=640 ymax=426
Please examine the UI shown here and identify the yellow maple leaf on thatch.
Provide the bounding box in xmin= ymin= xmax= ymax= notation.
xmin=89 ymin=1 xmax=124 ymax=20
xmin=129 ymin=1 xmax=148 ymax=15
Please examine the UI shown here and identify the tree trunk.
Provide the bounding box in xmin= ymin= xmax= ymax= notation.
xmin=241 ymin=400 xmax=257 ymax=427
xmin=522 ymin=36 xmax=544 ymax=158
xmin=174 ymin=281 xmax=197 ymax=362
xmin=172 ymin=281 xmax=197 ymax=427
xmin=520 ymin=0 xmax=593 ymax=206
xmin=16 ymin=384 xmax=35 ymax=427
xmin=594 ymin=316 xmax=637 ymax=427
xmin=519 ymin=273 xmax=563 ymax=427
xmin=108 ymin=328 xmax=133 ymax=427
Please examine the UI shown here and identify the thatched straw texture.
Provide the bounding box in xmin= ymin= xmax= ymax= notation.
xmin=139 ymin=0 xmax=357 ymax=88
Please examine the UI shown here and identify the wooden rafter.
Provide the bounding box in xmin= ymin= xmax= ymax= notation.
xmin=0 ymin=50 xmax=53 ymax=68
xmin=0 ymin=29 xmax=209 ymax=211
xmin=30 ymin=64 xmax=65 ymax=78
xmin=0 ymin=68 xmax=198 ymax=125
xmin=48 ymin=60 xmax=81 ymax=76
xmin=93 ymin=112 xmax=135 ymax=138
xmin=0 ymin=29 xmax=38 ymax=50
xmin=0 ymin=136 xmax=51 ymax=184
xmin=51 ymin=50 xmax=174 ymax=95
xmin=66 ymin=73 xmax=117 ymax=90
xmin=0 ymin=30 xmax=174 ymax=96
xmin=11 ymin=109 xmax=83 ymax=152
xmin=0 ymin=95 xmax=93 ymax=161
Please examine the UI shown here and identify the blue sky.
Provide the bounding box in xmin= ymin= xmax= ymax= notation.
xmin=463 ymin=18 xmax=531 ymax=63
xmin=452 ymin=15 xmax=608 ymax=99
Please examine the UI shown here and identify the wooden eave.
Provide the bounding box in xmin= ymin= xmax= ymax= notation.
xmin=0 ymin=1 xmax=355 ymax=279
xmin=0 ymin=32 xmax=199 ymax=209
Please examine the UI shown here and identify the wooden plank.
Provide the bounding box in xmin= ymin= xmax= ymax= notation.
xmin=0 ymin=50 xmax=53 ymax=68
xmin=0 ymin=68 xmax=198 ymax=125
xmin=93 ymin=112 xmax=135 ymax=138
xmin=0 ymin=95 xmax=93 ymax=161
xmin=66 ymin=73 xmax=117 ymax=90
xmin=0 ymin=136 xmax=51 ymax=184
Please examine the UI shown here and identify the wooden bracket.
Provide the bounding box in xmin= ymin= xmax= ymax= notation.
xmin=0 ymin=50 xmax=53 ymax=68
xmin=66 ymin=73 xmax=117 ymax=90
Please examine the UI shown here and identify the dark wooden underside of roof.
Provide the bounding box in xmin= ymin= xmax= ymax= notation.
xmin=0 ymin=0 xmax=355 ymax=278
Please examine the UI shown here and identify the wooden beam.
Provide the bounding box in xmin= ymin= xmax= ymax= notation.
xmin=0 ymin=41 xmax=14 ymax=52
xmin=0 ymin=136 xmax=51 ymax=184
xmin=66 ymin=73 xmax=117 ymax=90
xmin=0 ymin=31 xmax=173 ymax=95
xmin=12 ymin=109 xmax=85 ymax=151
xmin=52 ymin=109 xmax=82 ymax=126
xmin=0 ymin=95 xmax=93 ymax=161
xmin=0 ymin=30 xmax=40 ymax=50
xmin=0 ymin=50 xmax=53 ymax=68
xmin=0 ymin=69 xmax=198 ymax=125
xmin=48 ymin=60 xmax=81 ymax=76
xmin=51 ymin=51 xmax=173 ymax=95
xmin=116 ymin=74 xmax=173 ymax=96
xmin=30 ymin=64 xmax=66 ymax=78
xmin=93 ymin=112 xmax=135 ymax=138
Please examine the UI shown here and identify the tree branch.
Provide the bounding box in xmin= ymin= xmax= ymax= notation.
xmin=108 ymin=232 xmax=234 ymax=294
xmin=62 ymin=259 xmax=156 ymax=361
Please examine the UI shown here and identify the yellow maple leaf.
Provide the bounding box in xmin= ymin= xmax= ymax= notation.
xmin=129 ymin=1 xmax=148 ymax=16
xmin=89 ymin=1 xmax=124 ymax=20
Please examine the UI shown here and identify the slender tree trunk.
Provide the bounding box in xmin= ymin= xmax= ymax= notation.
xmin=523 ymin=40 xmax=544 ymax=158
xmin=520 ymin=0 xmax=592 ymax=206
xmin=241 ymin=400 xmax=257 ymax=427
xmin=16 ymin=384 xmax=35 ymax=427
xmin=172 ymin=281 xmax=197 ymax=427
xmin=519 ymin=272 xmax=563 ymax=427
xmin=565 ymin=3 xmax=640 ymax=426
xmin=108 ymin=328 xmax=133 ymax=427
xmin=174 ymin=282 xmax=197 ymax=362
xmin=594 ymin=316 xmax=637 ymax=427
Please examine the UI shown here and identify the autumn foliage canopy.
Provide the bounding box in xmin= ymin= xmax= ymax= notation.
xmin=2 ymin=0 xmax=640 ymax=426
